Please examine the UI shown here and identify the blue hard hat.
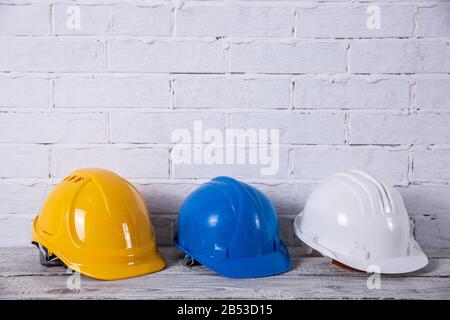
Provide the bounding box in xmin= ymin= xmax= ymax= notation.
xmin=174 ymin=176 xmax=291 ymax=278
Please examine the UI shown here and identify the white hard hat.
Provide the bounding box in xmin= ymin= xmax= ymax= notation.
xmin=293 ymin=170 xmax=428 ymax=274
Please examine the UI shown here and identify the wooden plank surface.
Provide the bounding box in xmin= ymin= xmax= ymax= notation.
xmin=0 ymin=247 xmax=449 ymax=300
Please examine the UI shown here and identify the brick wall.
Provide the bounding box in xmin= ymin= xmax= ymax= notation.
xmin=0 ymin=1 xmax=449 ymax=254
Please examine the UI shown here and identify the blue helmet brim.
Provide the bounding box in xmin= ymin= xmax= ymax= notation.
xmin=174 ymin=239 xmax=291 ymax=279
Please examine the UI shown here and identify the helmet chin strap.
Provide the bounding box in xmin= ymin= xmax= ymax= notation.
xmin=331 ymin=259 xmax=362 ymax=272
xmin=32 ymin=242 xmax=64 ymax=267
xmin=182 ymin=255 xmax=200 ymax=268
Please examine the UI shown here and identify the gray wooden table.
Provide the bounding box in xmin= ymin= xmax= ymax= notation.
xmin=1 ymin=247 xmax=449 ymax=300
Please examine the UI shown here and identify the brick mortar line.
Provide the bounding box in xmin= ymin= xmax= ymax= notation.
xmin=346 ymin=41 xmax=351 ymax=73
xmin=344 ymin=113 xmax=350 ymax=145
xmin=170 ymin=2 xmax=176 ymax=36
xmin=49 ymin=76 xmax=55 ymax=109
xmin=168 ymin=146 xmax=174 ymax=180
xmin=2 ymin=71 xmax=450 ymax=76
xmin=3 ymin=74 xmax=447 ymax=85
xmin=288 ymin=77 xmax=295 ymax=111
xmin=0 ymin=1 xmax=448 ymax=7
xmin=169 ymin=77 xmax=175 ymax=110
xmin=105 ymin=40 xmax=111 ymax=72
xmin=2 ymin=108 xmax=450 ymax=114
xmin=0 ymin=177 xmax=449 ymax=185
xmin=1 ymin=35 xmax=450 ymax=40
xmin=106 ymin=112 xmax=112 ymax=143
xmin=413 ymin=3 xmax=419 ymax=37
xmin=2 ymin=72 xmax=450 ymax=77
xmin=1 ymin=142 xmax=449 ymax=148
xmin=292 ymin=7 xmax=297 ymax=38
xmin=408 ymin=149 xmax=414 ymax=185
xmin=48 ymin=148 xmax=54 ymax=179
xmin=409 ymin=75 xmax=416 ymax=112
xmin=0 ymin=212 xmax=448 ymax=218
xmin=49 ymin=4 xmax=55 ymax=36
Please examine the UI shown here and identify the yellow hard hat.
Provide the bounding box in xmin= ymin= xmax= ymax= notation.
xmin=32 ymin=168 xmax=165 ymax=280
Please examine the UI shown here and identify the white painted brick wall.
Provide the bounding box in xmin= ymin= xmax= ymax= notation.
xmin=53 ymin=4 xmax=112 ymax=35
xmin=54 ymin=4 xmax=173 ymax=36
xmin=230 ymin=40 xmax=347 ymax=73
xmin=0 ymin=0 xmax=449 ymax=252
xmin=0 ymin=146 xmax=49 ymax=178
xmin=0 ymin=4 xmax=50 ymax=35
xmin=292 ymin=146 xmax=409 ymax=185
xmin=230 ymin=112 xmax=346 ymax=144
xmin=0 ymin=38 xmax=105 ymax=72
xmin=415 ymin=76 xmax=450 ymax=110
xmin=416 ymin=4 xmax=450 ymax=37
xmin=0 ymin=75 xmax=51 ymax=108
xmin=0 ymin=181 xmax=50 ymax=215
xmin=52 ymin=146 xmax=169 ymax=179
xmin=294 ymin=76 xmax=410 ymax=109
xmin=109 ymin=39 xmax=226 ymax=72
xmin=0 ymin=113 xmax=108 ymax=143
xmin=413 ymin=150 xmax=450 ymax=182
xmin=54 ymin=75 xmax=170 ymax=108
xmin=349 ymin=113 xmax=450 ymax=145
xmin=111 ymin=4 xmax=172 ymax=36
xmin=401 ymin=185 xmax=450 ymax=216
xmin=175 ymin=75 xmax=290 ymax=109
xmin=172 ymin=146 xmax=291 ymax=179
xmin=111 ymin=112 xmax=226 ymax=143
xmin=296 ymin=4 xmax=415 ymax=38
xmin=176 ymin=4 xmax=293 ymax=37
xmin=350 ymin=40 xmax=450 ymax=73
